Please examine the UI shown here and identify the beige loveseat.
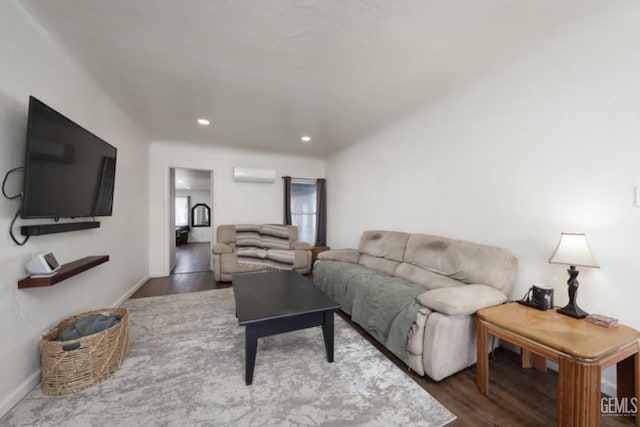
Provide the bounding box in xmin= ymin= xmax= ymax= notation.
xmin=313 ymin=230 xmax=517 ymax=381
xmin=213 ymin=224 xmax=313 ymax=282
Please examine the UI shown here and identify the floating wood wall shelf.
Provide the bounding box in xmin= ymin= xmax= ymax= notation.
xmin=18 ymin=255 xmax=109 ymax=289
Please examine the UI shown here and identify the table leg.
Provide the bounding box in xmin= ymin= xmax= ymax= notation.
xmin=522 ymin=349 xmax=547 ymax=372
xmin=616 ymin=351 xmax=639 ymax=425
xmin=322 ymin=311 xmax=334 ymax=363
xmin=559 ymin=357 xmax=601 ymax=426
xmin=476 ymin=319 xmax=489 ymax=396
xmin=245 ymin=324 xmax=258 ymax=385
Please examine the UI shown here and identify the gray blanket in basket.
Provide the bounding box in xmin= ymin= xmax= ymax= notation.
xmin=57 ymin=314 xmax=121 ymax=342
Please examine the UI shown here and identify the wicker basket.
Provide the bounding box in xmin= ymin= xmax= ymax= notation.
xmin=40 ymin=307 xmax=129 ymax=395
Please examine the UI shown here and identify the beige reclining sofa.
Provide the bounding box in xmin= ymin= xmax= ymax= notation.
xmin=213 ymin=224 xmax=313 ymax=282
xmin=313 ymin=230 xmax=517 ymax=381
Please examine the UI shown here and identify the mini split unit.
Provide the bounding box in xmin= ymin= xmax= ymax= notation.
xmin=232 ymin=167 xmax=276 ymax=183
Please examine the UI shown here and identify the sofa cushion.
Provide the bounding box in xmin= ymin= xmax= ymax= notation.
xmin=292 ymin=249 xmax=310 ymax=269
xmin=236 ymin=247 xmax=268 ymax=259
xmin=260 ymin=224 xmax=292 ymax=239
xmin=267 ymin=249 xmax=296 ymax=265
xmin=261 ymin=235 xmax=292 ymax=249
xmin=236 ymin=224 xmax=261 ymax=233
xmin=260 ymin=224 xmax=297 ymax=248
xmin=394 ymin=262 xmax=464 ymax=290
xmin=358 ymin=253 xmax=399 ymax=276
xmin=217 ymin=225 xmax=236 ymax=244
xmin=291 ymin=241 xmax=313 ymax=250
xmin=220 ymin=253 xmax=264 ymax=274
xmin=359 ymin=230 xmax=410 ymax=262
xmin=234 ymin=224 xmax=293 ymax=249
xmin=417 ymin=284 xmax=507 ymax=316
xmin=236 ymin=231 xmax=262 ymax=247
xmin=403 ymin=234 xmax=517 ymax=295
xmin=212 ymin=243 xmax=233 ymax=254
xmin=317 ymin=249 xmax=360 ymax=264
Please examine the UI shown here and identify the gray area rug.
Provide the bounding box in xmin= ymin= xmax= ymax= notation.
xmin=2 ymin=288 xmax=456 ymax=426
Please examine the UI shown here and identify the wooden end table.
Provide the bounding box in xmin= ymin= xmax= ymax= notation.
xmin=477 ymin=303 xmax=640 ymax=426
xmin=312 ymin=246 xmax=331 ymax=263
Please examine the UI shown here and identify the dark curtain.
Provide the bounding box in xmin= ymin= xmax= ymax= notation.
xmin=315 ymin=178 xmax=327 ymax=246
xmin=283 ymin=176 xmax=292 ymax=225
xmin=186 ymin=195 xmax=191 ymax=228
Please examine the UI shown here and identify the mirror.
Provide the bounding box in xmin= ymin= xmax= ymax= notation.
xmin=191 ymin=203 xmax=210 ymax=227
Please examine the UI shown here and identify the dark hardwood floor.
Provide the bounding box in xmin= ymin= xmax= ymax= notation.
xmin=129 ymin=273 xmax=635 ymax=426
xmin=131 ymin=242 xmax=221 ymax=298
xmin=339 ymin=311 xmax=634 ymax=427
xmin=129 ymin=271 xmax=230 ymax=299
xmin=174 ymin=242 xmax=212 ymax=274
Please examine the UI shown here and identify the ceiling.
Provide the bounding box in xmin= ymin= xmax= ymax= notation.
xmin=174 ymin=168 xmax=211 ymax=191
xmin=19 ymin=0 xmax=609 ymax=157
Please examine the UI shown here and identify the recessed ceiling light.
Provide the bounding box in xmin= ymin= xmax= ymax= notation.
xmin=197 ymin=118 xmax=210 ymax=126
xmin=301 ymin=136 xmax=311 ymax=142
xmin=185 ymin=186 xmax=191 ymax=190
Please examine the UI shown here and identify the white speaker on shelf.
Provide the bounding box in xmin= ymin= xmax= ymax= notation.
xmin=232 ymin=167 xmax=276 ymax=183
xmin=26 ymin=252 xmax=61 ymax=277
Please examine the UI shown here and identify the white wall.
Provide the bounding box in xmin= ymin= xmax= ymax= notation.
xmin=148 ymin=142 xmax=324 ymax=276
xmin=176 ymin=189 xmax=212 ymax=243
xmin=0 ymin=2 xmax=150 ymax=416
xmin=325 ymin=4 xmax=640 ymax=394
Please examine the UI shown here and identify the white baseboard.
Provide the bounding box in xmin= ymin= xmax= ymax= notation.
xmin=0 ymin=369 xmax=40 ymax=419
xmin=112 ymin=274 xmax=150 ymax=307
xmin=148 ymin=271 xmax=168 ymax=278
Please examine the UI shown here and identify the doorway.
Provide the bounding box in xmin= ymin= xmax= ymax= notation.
xmin=171 ymin=167 xmax=213 ymax=274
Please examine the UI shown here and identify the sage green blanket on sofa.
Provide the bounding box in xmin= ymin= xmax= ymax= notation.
xmin=313 ymin=260 xmax=427 ymax=359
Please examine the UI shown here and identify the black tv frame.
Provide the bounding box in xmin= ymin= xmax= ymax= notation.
xmin=18 ymin=97 xmax=115 ymax=236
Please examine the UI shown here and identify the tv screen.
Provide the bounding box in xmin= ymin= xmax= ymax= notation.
xmin=21 ymin=97 xmax=117 ymax=219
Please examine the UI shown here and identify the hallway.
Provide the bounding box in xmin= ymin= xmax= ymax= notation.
xmin=174 ymin=242 xmax=211 ymax=274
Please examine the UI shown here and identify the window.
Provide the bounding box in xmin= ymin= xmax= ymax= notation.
xmin=175 ymin=196 xmax=189 ymax=227
xmin=284 ymin=176 xmax=326 ymax=246
xmin=290 ymin=182 xmax=317 ymax=244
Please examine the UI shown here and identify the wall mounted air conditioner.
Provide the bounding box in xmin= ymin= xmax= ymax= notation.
xmin=232 ymin=166 xmax=276 ymax=183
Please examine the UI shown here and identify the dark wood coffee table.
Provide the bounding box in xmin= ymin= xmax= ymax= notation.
xmin=232 ymin=270 xmax=341 ymax=385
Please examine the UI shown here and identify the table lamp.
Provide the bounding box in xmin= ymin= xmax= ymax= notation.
xmin=548 ymin=233 xmax=599 ymax=318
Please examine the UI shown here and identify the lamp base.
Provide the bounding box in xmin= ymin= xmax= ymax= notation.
xmin=557 ymin=303 xmax=588 ymax=319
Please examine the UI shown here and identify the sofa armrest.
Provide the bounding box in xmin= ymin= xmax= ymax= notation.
xmin=417 ymin=284 xmax=507 ymax=316
xmin=291 ymin=241 xmax=313 ymax=250
xmin=212 ymin=243 xmax=234 ymax=255
xmin=317 ymin=249 xmax=360 ymax=264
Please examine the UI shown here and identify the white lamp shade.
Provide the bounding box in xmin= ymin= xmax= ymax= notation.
xmin=549 ymin=233 xmax=599 ymax=268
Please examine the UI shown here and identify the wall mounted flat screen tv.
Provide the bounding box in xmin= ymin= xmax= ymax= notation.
xmin=21 ymin=96 xmax=117 ymax=219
